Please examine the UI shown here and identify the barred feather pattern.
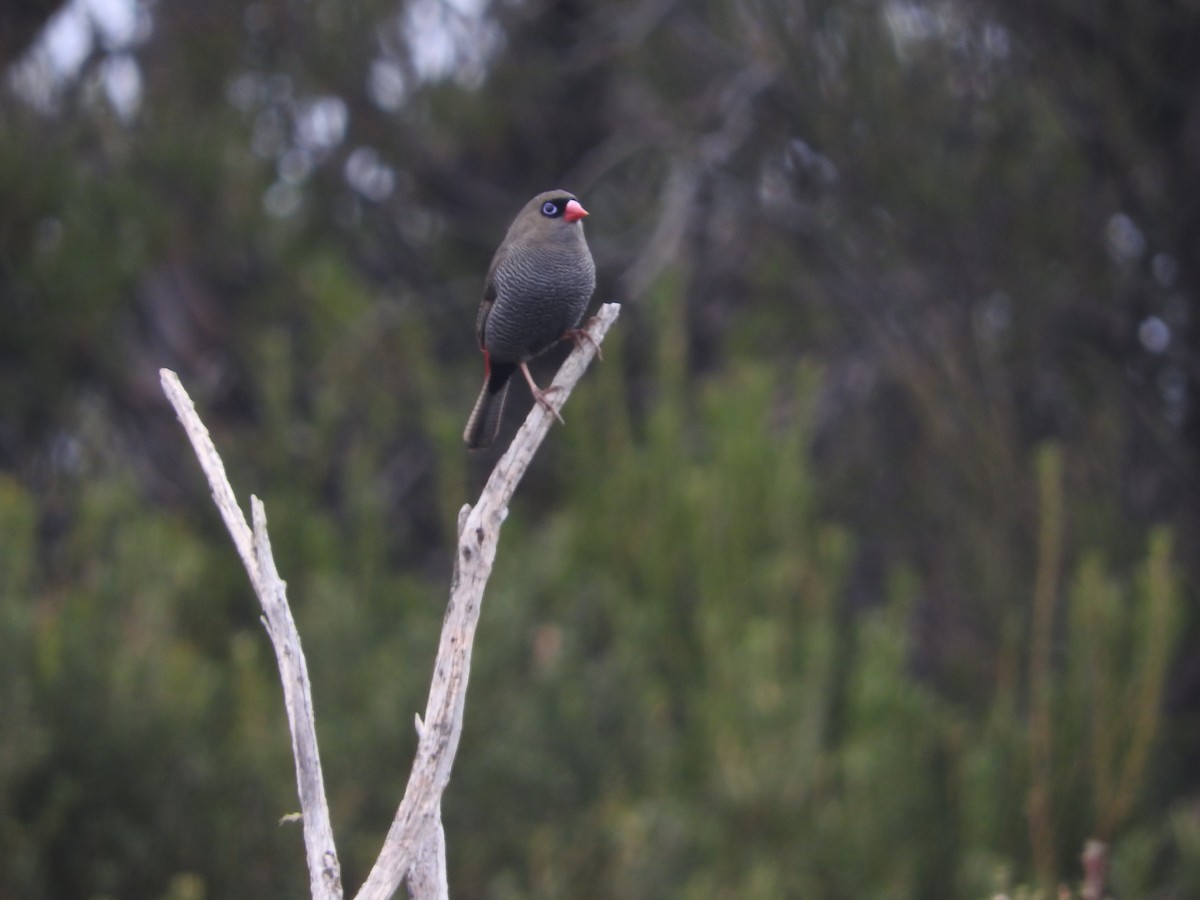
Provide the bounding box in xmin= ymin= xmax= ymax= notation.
xmin=485 ymin=242 xmax=596 ymax=362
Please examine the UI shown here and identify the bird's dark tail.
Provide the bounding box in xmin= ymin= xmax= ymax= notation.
xmin=463 ymin=362 xmax=516 ymax=449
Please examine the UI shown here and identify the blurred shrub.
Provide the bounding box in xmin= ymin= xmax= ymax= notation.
xmin=2 ymin=291 xmax=1196 ymax=897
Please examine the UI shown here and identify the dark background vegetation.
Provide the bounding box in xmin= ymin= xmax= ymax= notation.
xmin=2 ymin=0 xmax=1199 ymax=897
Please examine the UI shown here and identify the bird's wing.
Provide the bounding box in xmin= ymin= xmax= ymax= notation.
xmin=476 ymin=244 xmax=507 ymax=348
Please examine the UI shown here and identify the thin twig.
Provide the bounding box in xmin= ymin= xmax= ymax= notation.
xmin=1081 ymin=839 xmax=1108 ymax=900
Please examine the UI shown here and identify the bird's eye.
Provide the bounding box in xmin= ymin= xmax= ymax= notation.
xmin=541 ymin=201 xmax=559 ymax=217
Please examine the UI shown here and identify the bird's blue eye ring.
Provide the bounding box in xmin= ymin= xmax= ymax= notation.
xmin=541 ymin=201 xmax=559 ymax=217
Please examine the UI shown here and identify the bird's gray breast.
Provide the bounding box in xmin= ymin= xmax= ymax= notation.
xmin=485 ymin=243 xmax=596 ymax=361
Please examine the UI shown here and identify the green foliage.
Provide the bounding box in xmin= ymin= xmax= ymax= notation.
xmin=0 ymin=473 xmax=305 ymax=898
xmin=3 ymin=0 xmax=1199 ymax=896
xmin=0 ymin=302 xmax=1193 ymax=897
xmin=444 ymin=323 xmax=1190 ymax=898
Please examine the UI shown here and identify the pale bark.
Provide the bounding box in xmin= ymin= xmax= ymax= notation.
xmin=160 ymin=301 xmax=621 ymax=899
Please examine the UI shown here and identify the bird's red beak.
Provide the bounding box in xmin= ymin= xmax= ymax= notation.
xmin=564 ymin=199 xmax=588 ymax=223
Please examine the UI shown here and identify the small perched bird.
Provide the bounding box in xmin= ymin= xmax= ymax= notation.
xmin=463 ymin=190 xmax=597 ymax=449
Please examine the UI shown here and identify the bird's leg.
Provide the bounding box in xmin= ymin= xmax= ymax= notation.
xmin=562 ymin=322 xmax=603 ymax=361
xmin=520 ymin=361 xmax=565 ymax=424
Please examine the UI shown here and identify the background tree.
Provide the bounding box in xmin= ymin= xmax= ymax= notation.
xmin=1 ymin=0 xmax=1198 ymax=897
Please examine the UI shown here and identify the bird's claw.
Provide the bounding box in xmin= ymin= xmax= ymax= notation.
xmin=563 ymin=324 xmax=603 ymax=361
xmin=531 ymin=385 xmax=565 ymax=424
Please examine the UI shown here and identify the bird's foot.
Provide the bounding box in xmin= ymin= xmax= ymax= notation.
xmin=562 ymin=324 xmax=603 ymax=361
xmin=520 ymin=361 xmax=565 ymax=424
xmin=531 ymin=385 xmax=565 ymax=425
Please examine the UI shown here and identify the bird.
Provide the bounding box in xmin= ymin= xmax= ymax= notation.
xmin=463 ymin=190 xmax=597 ymax=449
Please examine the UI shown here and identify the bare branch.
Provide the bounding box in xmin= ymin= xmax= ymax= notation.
xmin=1081 ymin=839 xmax=1108 ymax=900
xmin=160 ymin=370 xmax=343 ymax=900
xmin=160 ymin=300 xmax=620 ymax=900
xmin=355 ymin=302 xmax=621 ymax=900
xmin=403 ymin=715 xmax=447 ymax=900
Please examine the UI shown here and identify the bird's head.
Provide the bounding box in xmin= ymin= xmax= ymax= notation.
xmin=509 ymin=190 xmax=590 ymax=246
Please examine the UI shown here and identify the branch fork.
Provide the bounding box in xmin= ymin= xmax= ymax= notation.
xmin=161 ymin=302 xmax=620 ymax=899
